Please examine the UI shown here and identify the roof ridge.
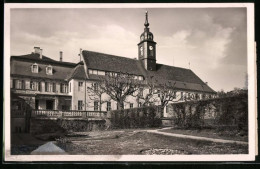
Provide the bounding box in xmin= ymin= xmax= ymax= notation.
xmin=83 ymin=50 xmax=137 ymax=61
xmin=83 ymin=50 xmax=194 ymax=71
xmin=11 ymin=54 xmax=77 ymax=66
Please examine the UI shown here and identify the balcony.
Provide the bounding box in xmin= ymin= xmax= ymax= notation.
xmin=31 ymin=109 xmax=107 ymax=119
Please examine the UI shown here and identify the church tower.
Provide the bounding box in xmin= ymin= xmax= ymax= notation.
xmin=138 ymin=11 xmax=157 ymax=71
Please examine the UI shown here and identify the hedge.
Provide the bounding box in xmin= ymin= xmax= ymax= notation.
xmin=109 ymin=106 xmax=162 ymax=129
xmin=168 ymin=93 xmax=248 ymax=130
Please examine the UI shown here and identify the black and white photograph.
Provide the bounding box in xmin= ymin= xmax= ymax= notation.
xmin=4 ymin=3 xmax=256 ymax=161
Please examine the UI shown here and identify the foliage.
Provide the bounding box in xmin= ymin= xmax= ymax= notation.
xmin=170 ymin=92 xmax=248 ymax=130
xmin=110 ymin=106 xmax=162 ymax=129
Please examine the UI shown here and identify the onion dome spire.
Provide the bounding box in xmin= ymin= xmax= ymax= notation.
xmin=144 ymin=11 xmax=149 ymax=28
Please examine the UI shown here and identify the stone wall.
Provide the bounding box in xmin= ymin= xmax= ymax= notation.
xmin=30 ymin=118 xmax=106 ymax=134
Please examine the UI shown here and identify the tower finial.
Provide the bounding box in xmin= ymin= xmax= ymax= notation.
xmin=144 ymin=11 xmax=149 ymax=28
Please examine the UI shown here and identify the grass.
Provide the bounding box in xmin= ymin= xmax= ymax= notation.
xmin=11 ymin=129 xmax=248 ymax=155
xmin=159 ymin=128 xmax=248 ymax=142
xmin=56 ymin=130 xmax=248 ymax=155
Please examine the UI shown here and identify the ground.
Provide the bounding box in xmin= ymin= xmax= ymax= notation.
xmin=11 ymin=128 xmax=248 ymax=155
xmin=159 ymin=128 xmax=248 ymax=142
xmin=56 ymin=129 xmax=248 ymax=155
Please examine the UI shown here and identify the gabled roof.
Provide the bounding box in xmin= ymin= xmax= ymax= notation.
xmin=82 ymin=50 xmax=216 ymax=93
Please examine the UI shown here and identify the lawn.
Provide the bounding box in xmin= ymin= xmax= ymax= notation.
xmin=56 ymin=130 xmax=248 ymax=155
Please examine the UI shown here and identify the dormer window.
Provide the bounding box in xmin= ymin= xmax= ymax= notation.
xmin=31 ymin=63 xmax=38 ymax=73
xmin=46 ymin=65 xmax=53 ymax=75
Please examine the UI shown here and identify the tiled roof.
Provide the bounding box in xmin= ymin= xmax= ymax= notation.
xmin=82 ymin=51 xmax=145 ymax=76
xmin=82 ymin=50 xmax=215 ymax=93
xmin=67 ymin=63 xmax=87 ymax=80
xmin=11 ymin=54 xmax=76 ymax=81
xmin=11 ymin=53 xmax=76 ymax=67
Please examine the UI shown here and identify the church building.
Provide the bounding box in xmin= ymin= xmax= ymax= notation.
xmin=10 ymin=12 xmax=215 ymax=133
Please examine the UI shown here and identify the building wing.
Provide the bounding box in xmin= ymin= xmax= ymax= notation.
xmin=82 ymin=50 xmax=216 ymax=94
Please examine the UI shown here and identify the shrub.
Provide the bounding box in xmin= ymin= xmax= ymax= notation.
xmin=169 ymin=93 xmax=248 ymax=131
xmin=110 ymin=106 xmax=161 ymax=129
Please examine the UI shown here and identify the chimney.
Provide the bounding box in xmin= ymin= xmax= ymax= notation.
xmin=79 ymin=48 xmax=82 ymax=62
xmin=39 ymin=49 xmax=43 ymax=59
xmin=34 ymin=47 xmax=41 ymax=54
xmin=60 ymin=51 xmax=63 ymax=62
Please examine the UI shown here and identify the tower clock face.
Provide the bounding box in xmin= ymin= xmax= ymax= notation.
xmin=149 ymin=46 xmax=153 ymax=50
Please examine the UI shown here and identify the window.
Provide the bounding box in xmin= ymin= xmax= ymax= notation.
xmin=180 ymin=92 xmax=183 ymax=100
xmin=89 ymin=69 xmax=93 ymax=74
xmin=69 ymin=82 xmax=71 ymax=92
xmin=93 ymin=70 xmax=98 ymax=75
xmin=187 ymin=93 xmax=191 ymax=100
xmin=31 ymin=63 xmax=38 ymax=73
xmin=173 ymin=91 xmax=177 ymax=99
xmin=94 ymin=83 xmax=99 ymax=92
xmin=60 ymin=83 xmax=68 ymax=93
xmin=130 ymin=103 xmax=134 ymax=109
xmin=53 ymin=83 xmax=56 ymax=92
xmin=195 ymin=93 xmax=199 ymax=100
xmin=116 ymin=103 xmax=124 ymax=110
xmin=46 ymin=65 xmax=53 ymax=75
xmin=30 ymin=81 xmax=35 ymax=90
xmin=139 ymin=76 xmax=143 ymax=81
xmin=21 ymin=80 xmax=25 ymax=89
xmin=202 ymin=94 xmax=206 ymax=99
xmin=98 ymin=70 xmax=105 ymax=76
xmin=78 ymin=81 xmax=83 ymax=91
xmin=78 ymin=100 xmax=83 ymax=110
xmin=138 ymin=102 xmax=142 ymax=107
xmin=139 ymin=88 xmax=143 ymax=97
xmin=107 ymin=102 xmax=111 ymax=111
xmin=94 ymin=101 xmax=99 ymax=111
xmin=157 ymin=90 xmax=160 ymax=97
xmin=166 ymin=105 xmax=169 ymax=113
xmin=38 ymin=82 xmax=42 ymax=91
xmin=45 ymin=82 xmax=52 ymax=92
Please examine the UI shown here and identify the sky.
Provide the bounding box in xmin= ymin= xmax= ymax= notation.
xmin=10 ymin=7 xmax=248 ymax=92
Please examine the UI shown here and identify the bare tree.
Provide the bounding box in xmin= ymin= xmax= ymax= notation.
xmin=88 ymin=72 xmax=142 ymax=110
xmin=135 ymin=76 xmax=157 ymax=107
xmin=136 ymin=77 xmax=182 ymax=117
xmin=154 ymin=81 xmax=180 ymax=117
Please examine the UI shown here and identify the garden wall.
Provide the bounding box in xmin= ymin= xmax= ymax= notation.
xmin=166 ymin=93 xmax=248 ymax=130
xmin=108 ymin=106 xmax=162 ymax=129
xmin=30 ymin=118 xmax=106 ymax=134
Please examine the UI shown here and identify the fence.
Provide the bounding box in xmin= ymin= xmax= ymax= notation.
xmin=31 ymin=109 xmax=107 ymax=119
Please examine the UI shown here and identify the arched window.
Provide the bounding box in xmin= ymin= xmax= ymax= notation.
xmin=31 ymin=63 xmax=38 ymax=73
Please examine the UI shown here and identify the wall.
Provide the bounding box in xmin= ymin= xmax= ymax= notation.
xmin=30 ymin=118 xmax=106 ymax=134
xmin=11 ymin=118 xmax=26 ymax=133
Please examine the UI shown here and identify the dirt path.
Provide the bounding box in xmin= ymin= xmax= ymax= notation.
xmin=144 ymin=128 xmax=248 ymax=145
